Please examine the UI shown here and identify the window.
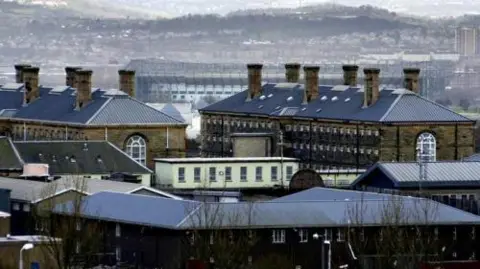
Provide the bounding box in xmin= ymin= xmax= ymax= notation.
xmin=178 ymin=167 xmax=185 ymax=182
xmin=359 ymin=228 xmax=365 ymax=242
xmin=271 ymin=166 xmax=278 ymax=181
xmin=115 ymin=223 xmax=121 ymax=237
xmin=472 ymin=227 xmax=476 ymax=239
xmin=286 ymin=166 xmax=294 ymax=180
xmin=337 ymin=229 xmax=345 ymax=242
xmin=115 ymin=246 xmax=121 ymax=261
xmin=324 ymin=229 xmax=332 ymax=241
xmin=434 ymin=227 xmax=439 ymax=240
xmin=209 ymin=167 xmax=216 ymax=182
xmin=255 ymin=167 xmax=263 ymax=181
xmin=194 ymin=167 xmax=201 ymax=182
xmin=299 ymin=229 xmax=308 ymax=243
xmin=453 ymin=227 xmax=457 ymax=241
xmin=225 ymin=167 xmax=232 ymax=181
xmin=23 ymin=204 xmax=30 ymax=212
xmin=76 ymin=220 xmax=81 ymax=231
xmin=416 ymin=132 xmax=436 ymax=162
xmin=272 ymin=230 xmax=285 ymax=244
xmin=240 ymin=167 xmax=247 ymax=182
xmin=210 ymin=233 xmax=214 ymax=245
xmin=75 ymin=242 xmax=80 ymax=254
xmin=125 ymin=135 xmax=147 ymax=165
xmin=12 ymin=203 xmax=19 ymax=211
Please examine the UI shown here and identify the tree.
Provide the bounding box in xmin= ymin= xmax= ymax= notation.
xmin=459 ymin=98 xmax=471 ymax=111
xmin=32 ymin=176 xmax=105 ymax=269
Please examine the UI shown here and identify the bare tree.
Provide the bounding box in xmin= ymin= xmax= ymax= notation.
xmin=32 ymin=176 xmax=105 ymax=269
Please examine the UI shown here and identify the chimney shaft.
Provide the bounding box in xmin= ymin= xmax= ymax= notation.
xmin=246 ymin=64 xmax=263 ymax=101
xmin=14 ymin=64 xmax=31 ymax=84
xmin=363 ymin=68 xmax=380 ymax=107
xmin=75 ymin=70 xmax=93 ymax=110
xmin=342 ymin=64 xmax=359 ymax=86
xmin=285 ymin=63 xmax=301 ymax=83
xmin=22 ymin=67 xmax=40 ymax=105
xmin=65 ymin=67 xmax=82 ymax=88
xmin=304 ymin=66 xmax=320 ymax=102
xmin=118 ymin=70 xmax=136 ymax=97
xmin=403 ymin=68 xmax=421 ymax=94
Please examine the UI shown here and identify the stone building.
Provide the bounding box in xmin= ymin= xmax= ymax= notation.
xmin=199 ymin=64 xmax=475 ymax=171
xmin=0 ymin=65 xmax=187 ymax=169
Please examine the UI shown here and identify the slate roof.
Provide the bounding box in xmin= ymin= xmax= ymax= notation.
xmin=463 ymin=154 xmax=480 ymax=162
xmin=0 ymin=85 xmax=185 ymax=126
xmin=55 ymin=190 xmax=480 ymax=229
xmin=200 ymin=84 xmax=472 ymax=123
xmin=351 ymin=161 xmax=480 ymax=188
xmin=0 ymin=137 xmax=22 ymax=171
xmin=272 ymin=187 xmax=393 ymax=202
xmin=12 ymin=140 xmax=152 ymax=175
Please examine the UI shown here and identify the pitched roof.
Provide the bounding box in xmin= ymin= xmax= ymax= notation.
xmin=351 ymin=161 xmax=480 ymax=188
xmin=56 ymin=190 xmax=480 ymax=229
xmin=12 ymin=140 xmax=152 ymax=175
xmin=463 ymin=154 xmax=480 ymax=162
xmin=0 ymin=85 xmax=184 ymax=126
xmin=272 ymin=187 xmax=393 ymax=202
xmin=0 ymin=137 xmax=22 ymax=170
xmin=200 ymin=84 xmax=472 ymax=123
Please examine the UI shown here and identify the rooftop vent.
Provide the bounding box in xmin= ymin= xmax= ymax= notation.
xmin=321 ymin=96 xmax=328 ymax=101
xmin=267 ymin=93 xmax=273 ymax=98
xmin=83 ymin=143 xmax=88 ymax=151
xmin=332 ymin=96 xmax=338 ymax=102
xmin=345 ymin=97 xmax=351 ymax=102
xmin=96 ymin=155 xmax=103 ymax=163
xmin=275 ymin=106 xmax=281 ymax=110
xmin=70 ymin=156 xmax=76 ymax=163
xmin=259 ymin=95 xmax=266 ymax=100
xmin=316 ymin=108 xmax=322 ymax=113
xmin=301 ymin=107 xmax=307 ymax=111
xmin=258 ymin=105 xmax=264 ymax=109
xmin=287 ymin=96 xmax=293 ymax=102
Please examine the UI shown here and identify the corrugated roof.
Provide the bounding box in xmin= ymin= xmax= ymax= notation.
xmin=464 ymin=154 xmax=480 ymax=162
xmin=272 ymin=187 xmax=393 ymax=202
xmin=200 ymin=84 xmax=472 ymax=123
xmin=56 ymin=190 xmax=480 ymax=229
xmin=352 ymin=161 xmax=480 ymax=188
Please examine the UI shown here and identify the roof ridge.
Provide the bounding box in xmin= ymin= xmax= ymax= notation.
xmin=412 ymin=94 xmax=474 ymax=122
xmin=85 ymin=97 xmax=113 ymax=124
xmin=127 ymin=97 xmax=184 ymax=124
xmin=379 ymin=93 xmax=402 ymax=122
xmin=8 ymin=137 xmax=25 ymax=165
xmin=106 ymin=141 xmax=153 ymax=174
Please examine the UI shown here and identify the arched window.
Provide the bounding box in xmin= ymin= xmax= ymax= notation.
xmin=416 ymin=132 xmax=436 ymax=162
xmin=125 ymin=135 xmax=147 ymax=165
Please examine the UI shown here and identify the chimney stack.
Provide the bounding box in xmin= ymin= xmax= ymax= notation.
xmin=118 ymin=70 xmax=136 ymax=97
xmin=75 ymin=70 xmax=93 ymax=110
xmin=303 ymin=66 xmax=320 ymax=102
xmin=285 ymin=63 xmax=301 ymax=83
xmin=403 ymin=68 xmax=421 ymax=94
xmin=363 ymin=68 xmax=380 ymax=107
xmin=342 ymin=64 xmax=359 ymax=86
xmin=14 ymin=64 xmax=31 ymax=84
xmin=65 ymin=67 xmax=82 ymax=88
xmin=246 ymin=64 xmax=263 ymax=101
xmin=22 ymin=67 xmax=40 ymax=105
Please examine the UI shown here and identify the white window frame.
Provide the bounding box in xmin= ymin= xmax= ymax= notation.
xmin=194 ymin=167 xmax=201 ymax=182
xmin=255 ymin=166 xmax=263 ymax=181
xmin=272 ymin=229 xmax=286 ymax=244
xmin=324 ymin=229 xmax=332 ymax=241
xmin=416 ymin=132 xmax=436 ymax=162
xmin=225 ymin=166 xmax=232 ymax=182
xmin=271 ymin=166 xmax=278 ymax=181
xmin=299 ymin=229 xmax=308 ymax=243
xmin=178 ymin=167 xmax=186 ymax=183
xmin=115 ymin=246 xmax=121 ymax=262
xmin=240 ymin=167 xmax=247 ymax=182
xmin=337 ymin=228 xmax=345 ymax=242
xmin=125 ymin=135 xmax=147 ymax=166
xmin=115 ymin=223 xmax=121 ymax=238
xmin=286 ymin=166 xmax=293 ymax=180
xmin=209 ymin=167 xmax=216 ymax=182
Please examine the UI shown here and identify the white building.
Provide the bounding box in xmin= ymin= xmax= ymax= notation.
xmin=154 ymin=157 xmax=299 ymax=190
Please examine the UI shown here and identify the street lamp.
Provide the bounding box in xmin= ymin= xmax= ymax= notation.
xmin=19 ymin=243 xmax=34 ymax=269
xmin=313 ymin=233 xmax=331 ymax=269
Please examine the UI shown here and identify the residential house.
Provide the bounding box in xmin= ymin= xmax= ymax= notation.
xmin=350 ymin=161 xmax=480 ymax=215
xmin=55 ymin=188 xmax=480 ymax=269
xmin=154 ymin=157 xmax=299 ymax=190
xmin=0 ymin=65 xmax=187 ymax=168
xmin=199 ymin=64 xmax=475 ymax=171
xmin=0 ymin=176 xmax=181 ymax=235
xmin=0 ymin=137 xmax=153 ymax=185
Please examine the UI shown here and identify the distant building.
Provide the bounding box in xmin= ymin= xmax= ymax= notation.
xmin=455 ymin=27 xmax=480 ymax=56
xmin=200 ymin=64 xmax=475 ymax=171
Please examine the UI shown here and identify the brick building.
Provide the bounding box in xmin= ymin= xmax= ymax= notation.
xmin=199 ymin=64 xmax=475 ymax=170
xmin=0 ymin=65 xmax=187 ymax=168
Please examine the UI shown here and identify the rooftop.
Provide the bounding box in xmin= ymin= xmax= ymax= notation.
xmin=154 ymin=157 xmax=299 ymax=163
xmin=200 ymin=84 xmax=472 ymax=123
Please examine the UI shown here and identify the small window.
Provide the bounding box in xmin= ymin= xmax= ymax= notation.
xmin=271 ymin=166 xmax=278 ymax=181
xmin=115 ymin=246 xmax=121 ymax=261
xmin=194 ymin=167 xmax=201 ymax=182
xmin=337 ymin=229 xmax=345 ymax=242
xmin=453 ymin=227 xmax=457 ymax=241
xmin=272 ymin=229 xmax=285 ymax=244
xmin=23 ymin=204 xmax=30 ymax=212
xmin=12 ymin=203 xmax=20 ymax=211
xmin=286 ymin=166 xmax=294 ymax=180
xmin=359 ymin=228 xmax=365 ymax=242
xmin=472 ymin=227 xmax=476 ymax=239
xmin=76 ymin=220 xmax=81 ymax=231
xmin=324 ymin=229 xmax=332 ymax=241
xmin=225 ymin=167 xmax=232 ymax=181
xmin=299 ymin=229 xmax=308 ymax=243
xmin=209 ymin=233 xmax=214 ymax=245
xmin=240 ymin=167 xmax=247 ymax=182
xmin=209 ymin=167 xmax=216 ymax=182
xmin=255 ymin=167 xmax=263 ymax=181
xmin=115 ymin=223 xmax=121 ymax=237
xmin=178 ymin=167 xmax=185 ymax=183
xmin=75 ymin=242 xmax=80 ymax=254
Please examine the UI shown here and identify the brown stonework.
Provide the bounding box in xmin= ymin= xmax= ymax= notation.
xmin=246 ymin=64 xmax=263 ymax=100
xmin=363 ymin=68 xmax=380 ymax=107
xmin=65 ymin=66 xmax=82 ymax=88
xmin=342 ymin=65 xmax=359 ymax=86
xmin=118 ymin=70 xmax=136 ymax=97
xmin=14 ymin=64 xmax=31 ymax=84
xmin=303 ymin=66 xmax=320 ymax=102
xmin=75 ymin=69 xmax=93 ymax=109
xmin=22 ymin=67 xmax=40 ymax=104
xmin=285 ymin=63 xmax=301 ymax=83
xmin=403 ymin=68 xmax=421 ymax=94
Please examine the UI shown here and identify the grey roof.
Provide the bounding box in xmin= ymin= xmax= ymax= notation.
xmin=272 ymin=187 xmax=394 ymax=202
xmin=0 ymin=137 xmax=22 ymax=171
xmin=200 ymin=84 xmax=472 ymax=123
xmin=464 ymin=154 xmax=480 ymax=162
xmin=0 ymin=177 xmax=181 ymax=202
xmin=56 ymin=190 xmax=480 ymax=229
xmin=352 ymin=161 xmax=480 ymax=188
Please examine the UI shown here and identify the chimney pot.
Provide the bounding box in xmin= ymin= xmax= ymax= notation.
xmin=22 ymin=67 xmax=40 ymax=105
xmin=75 ymin=69 xmax=93 ymax=110
xmin=285 ymin=63 xmax=301 ymax=83
xmin=118 ymin=69 xmax=136 ymax=97
xmin=363 ymin=68 xmax=380 ymax=107
xmin=14 ymin=64 xmax=31 ymax=84
xmin=342 ymin=64 xmax=359 ymax=86
xmin=65 ymin=67 xmax=82 ymax=88
xmin=403 ymin=68 xmax=421 ymax=94
xmin=303 ymin=66 xmax=320 ymax=102
xmin=246 ymin=64 xmax=263 ymax=101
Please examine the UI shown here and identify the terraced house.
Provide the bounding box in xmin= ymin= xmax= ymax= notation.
xmin=200 ymin=64 xmax=475 ymax=170
xmin=0 ymin=65 xmax=187 ymax=168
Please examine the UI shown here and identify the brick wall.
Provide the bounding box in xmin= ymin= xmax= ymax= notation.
xmin=0 ymin=216 xmax=9 ymax=236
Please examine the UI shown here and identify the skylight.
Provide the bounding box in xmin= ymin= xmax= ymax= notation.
xmin=275 ymin=106 xmax=281 ymax=110
xmin=287 ymin=96 xmax=293 ymax=102
xmin=332 ymin=96 xmax=338 ymax=102
xmin=321 ymin=96 xmax=328 ymax=101
xmin=259 ymin=95 xmax=266 ymax=100
xmin=345 ymin=97 xmax=351 ymax=102
xmin=258 ymin=105 xmax=264 ymax=109
xmin=267 ymin=93 xmax=273 ymax=98
xmin=316 ymin=108 xmax=322 ymax=113
xmin=301 ymin=107 xmax=307 ymax=111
